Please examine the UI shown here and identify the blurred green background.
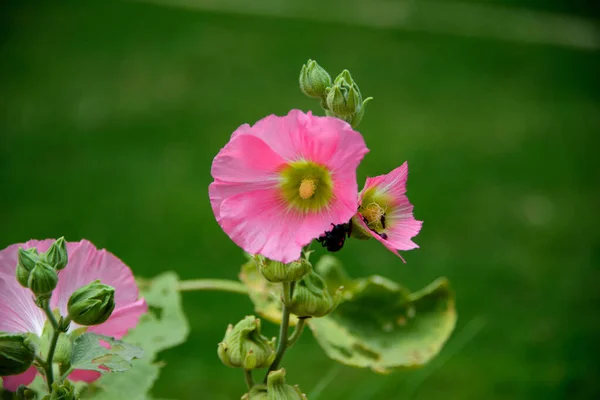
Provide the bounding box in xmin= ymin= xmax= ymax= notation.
xmin=1 ymin=0 xmax=599 ymax=398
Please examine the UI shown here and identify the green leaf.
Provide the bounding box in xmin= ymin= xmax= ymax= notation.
xmin=239 ymin=259 xmax=299 ymax=327
xmin=71 ymin=332 xmax=143 ymax=373
xmin=81 ymin=358 xmax=160 ymax=400
xmin=124 ymin=272 xmax=190 ymax=359
xmin=307 ymin=256 xmax=457 ymax=373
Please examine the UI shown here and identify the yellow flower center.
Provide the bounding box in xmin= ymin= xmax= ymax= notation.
xmin=359 ymin=189 xmax=392 ymax=233
xmin=363 ymin=202 xmax=385 ymax=225
xmin=279 ymin=160 xmax=333 ymax=213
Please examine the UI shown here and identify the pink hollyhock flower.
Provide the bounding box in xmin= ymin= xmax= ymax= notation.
xmin=353 ymin=162 xmax=422 ymax=260
xmin=209 ymin=109 xmax=368 ymax=263
xmin=0 ymin=239 xmax=147 ymax=391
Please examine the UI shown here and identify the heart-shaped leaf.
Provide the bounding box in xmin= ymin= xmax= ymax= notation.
xmin=125 ymin=272 xmax=190 ymax=359
xmin=307 ymin=256 xmax=456 ymax=373
xmin=71 ymin=333 xmax=143 ymax=373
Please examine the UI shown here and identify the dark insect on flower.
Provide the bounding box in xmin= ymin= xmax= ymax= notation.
xmin=317 ymin=222 xmax=352 ymax=252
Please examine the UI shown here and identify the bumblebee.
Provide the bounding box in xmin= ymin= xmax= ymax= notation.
xmin=316 ymin=222 xmax=352 ymax=252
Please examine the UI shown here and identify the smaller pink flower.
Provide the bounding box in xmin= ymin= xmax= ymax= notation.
xmin=209 ymin=109 xmax=369 ymax=263
xmin=0 ymin=239 xmax=147 ymax=391
xmin=353 ymin=162 xmax=422 ymax=260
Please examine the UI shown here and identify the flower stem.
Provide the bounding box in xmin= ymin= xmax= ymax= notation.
xmin=287 ymin=317 xmax=307 ymax=348
xmin=44 ymin=326 xmax=60 ymax=390
xmin=264 ymin=281 xmax=295 ymax=382
xmin=59 ymin=366 xmax=74 ymax=383
xmin=42 ymin=301 xmax=59 ymax=331
xmin=243 ymin=369 xmax=254 ymax=389
xmin=177 ymin=279 xmax=248 ymax=295
xmin=40 ymin=301 xmax=64 ymax=391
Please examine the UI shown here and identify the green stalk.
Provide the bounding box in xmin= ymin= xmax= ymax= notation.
xmin=264 ymin=281 xmax=295 ymax=382
xmin=244 ymin=369 xmax=254 ymax=389
xmin=287 ymin=318 xmax=307 ymax=348
xmin=42 ymin=302 xmax=60 ymax=391
xmin=178 ymin=279 xmax=248 ymax=295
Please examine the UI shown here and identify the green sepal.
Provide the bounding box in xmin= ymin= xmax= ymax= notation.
xmin=41 ymin=380 xmax=76 ymax=400
xmin=217 ymin=316 xmax=275 ymax=369
xmin=256 ymin=256 xmax=311 ymax=283
xmin=43 ymin=237 xmax=68 ymax=271
xmin=67 ymin=281 xmax=115 ymax=326
xmin=0 ymin=333 xmax=36 ymax=375
xmin=28 ymin=261 xmax=58 ymax=297
xmin=288 ymin=270 xmax=341 ymax=318
xmin=266 ymin=369 xmax=307 ymax=400
xmin=299 ymin=59 xmax=331 ymax=99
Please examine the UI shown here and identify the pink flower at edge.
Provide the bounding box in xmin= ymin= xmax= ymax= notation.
xmin=354 ymin=162 xmax=423 ymax=261
xmin=0 ymin=239 xmax=148 ymax=391
xmin=209 ymin=109 xmax=369 ymax=263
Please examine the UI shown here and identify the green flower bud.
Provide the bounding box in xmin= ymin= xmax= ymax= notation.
xmin=266 ymin=369 xmax=307 ymax=400
xmin=218 ymin=316 xmax=275 ymax=369
xmin=16 ymin=248 xmax=39 ymax=288
xmin=256 ymin=256 xmax=311 ymax=283
xmin=41 ymin=380 xmax=76 ymax=400
xmin=16 ymin=385 xmax=38 ymax=400
xmin=289 ymin=270 xmax=341 ymax=318
xmin=67 ymin=280 xmax=115 ymax=326
xmin=43 ymin=237 xmax=68 ymax=271
xmin=242 ymin=384 xmax=268 ymax=400
xmin=28 ymin=261 xmax=58 ymax=298
xmin=299 ymin=59 xmax=331 ymax=99
xmin=0 ymin=333 xmax=36 ymax=376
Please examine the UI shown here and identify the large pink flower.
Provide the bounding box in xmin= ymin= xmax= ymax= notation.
xmin=0 ymin=239 xmax=147 ymax=391
xmin=353 ymin=162 xmax=423 ymax=260
xmin=209 ymin=110 xmax=369 ymax=263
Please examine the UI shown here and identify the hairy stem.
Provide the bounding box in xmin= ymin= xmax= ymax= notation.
xmin=264 ymin=281 xmax=295 ymax=382
xmin=287 ymin=317 xmax=307 ymax=348
xmin=178 ymin=279 xmax=248 ymax=295
xmin=244 ymin=369 xmax=254 ymax=389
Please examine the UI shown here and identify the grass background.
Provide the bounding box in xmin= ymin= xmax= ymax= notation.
xmin=1 ymin=0 xmax=599 ymax=398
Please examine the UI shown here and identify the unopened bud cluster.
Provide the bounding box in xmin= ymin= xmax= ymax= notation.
xmin=299 ymin=59 xmax=372 ymax=128
xmin=16 ymin=237 xmax=68 ymax=299
xmin=42 ymin=380 xmax=77 ymax=400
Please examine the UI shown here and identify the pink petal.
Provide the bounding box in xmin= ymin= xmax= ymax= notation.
xmin=88 ymin=298 xmax=148 ymax=339
xmin=68 ymin=369 xmax=101 ymax=383
xmin=0 ymin=242 xmax=47 ymax=335
xmin=220 ymin=189 xmax=304 ymax=263
xmin=321 ymin=116 xmax=369 ymax=174
xmin=361 ymin=162 xmax=409 ymax=203
xmin=2 ymin=366 xmax=37 ymax=391
xmin=209 ymin=179 xmax=274 ymax=224
xmin=50 ymin=240 xmax=140 ymax=316
xmin=354 ymin=217 xmax=407 ymax=262
xmin=211 ymin=134 xmax=286 ymax=183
